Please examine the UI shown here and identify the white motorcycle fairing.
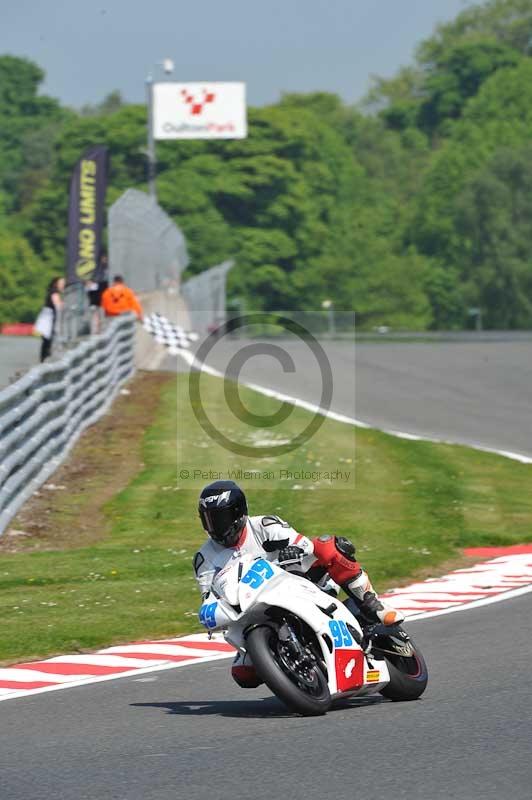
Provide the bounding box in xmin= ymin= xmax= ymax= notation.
xmin=199 ymin=554 xmax=390 ymax=699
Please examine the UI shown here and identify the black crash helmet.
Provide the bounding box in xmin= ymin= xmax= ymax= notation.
xmin=198 ymin=480 xmax=248 ymax=547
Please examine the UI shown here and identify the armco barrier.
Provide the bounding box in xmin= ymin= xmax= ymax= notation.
xmin=0 ymin=314 xmax=136 ymax=536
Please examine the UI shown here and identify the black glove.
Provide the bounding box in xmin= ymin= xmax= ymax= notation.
xmin=277 ymin=545 xmax=305 ymax=568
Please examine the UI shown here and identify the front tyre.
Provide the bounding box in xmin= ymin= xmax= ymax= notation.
xmin=378 ymin=635 xmax=428 ymax=701
xmin=246 ymin=625 xmax=331 ymax=716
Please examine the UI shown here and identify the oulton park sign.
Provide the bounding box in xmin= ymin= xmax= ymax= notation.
xmin=153 ymin=82 xmax=247 ymax=140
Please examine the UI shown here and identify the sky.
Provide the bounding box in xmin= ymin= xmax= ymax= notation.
xmin=2 ymin=0 xmax=471 ymax=108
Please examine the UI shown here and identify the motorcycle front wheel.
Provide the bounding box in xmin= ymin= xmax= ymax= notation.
xmin=377 ymin=634 xmax=428 ymax=701
xmin=246 ymin=624 xmax=331 ymax=716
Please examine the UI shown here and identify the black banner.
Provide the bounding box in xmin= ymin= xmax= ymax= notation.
xmin=66 ymin=145 xmax=108 ymax=284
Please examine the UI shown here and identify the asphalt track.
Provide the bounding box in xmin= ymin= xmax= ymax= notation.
xmin=1 ymin=593 xmax=530 ymax=800
xmin=2 ymin=337 xmax=530 ymax=798
xmin=0 ymin=336 xmax=39 ymax=389
xmin=164 ymin=337 xmax=532 ymax=458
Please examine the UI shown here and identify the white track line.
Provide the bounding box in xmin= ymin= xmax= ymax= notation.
xmin=101 ymin=643 xmax=216 ymax=657
xmin=1 ymin=352 xmax=530 ymax=703
xmin=0 ymin=668 xmax=96 ymax=683
xmin=0 ymin=654 xmax=232 ymax=703
xmin=46 ymin=654 xmax=168 ymax=668
xmin=405 ymin=584 xmax=532 ymax=621
xmin=1 ymin=576 xmax=530 ymax=703
xmin=178 ymin=349 xmax=532 ymax=464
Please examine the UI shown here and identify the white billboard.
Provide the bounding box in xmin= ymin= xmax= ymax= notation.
xmin=153 ymin=82 xmax=247 ymax=140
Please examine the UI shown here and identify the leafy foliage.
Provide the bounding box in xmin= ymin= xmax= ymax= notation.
xmin=0 ymin=56 xmax=71 ymax=214
xmin=418 ymin=39 xmax=520 ymax=134
xmin=417 ymin=0 xmax=532 ymax=62
xmin=0 ymin=212 xmax=47 ymax=322
xmin=3 ymin=0 xmax=532 ymax=328
xmin=456 ymin=147 xmax=532 ymax=327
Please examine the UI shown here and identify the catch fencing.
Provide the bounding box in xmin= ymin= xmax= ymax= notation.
xmin=108 ymin=189 xmax=189 ymax=292
xmin=181 ymin=259 xmax=234 ymax=334
xmin=0 ymin=315 xmax=135 ymax=536
xmin=108 ymin=189 xmax=234 ymax=333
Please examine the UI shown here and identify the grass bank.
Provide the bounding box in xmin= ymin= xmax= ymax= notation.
xmin=1 ymin=371 xmax=531 ymax=664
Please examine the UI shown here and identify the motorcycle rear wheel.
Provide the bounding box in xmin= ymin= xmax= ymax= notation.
xmin=246 ymin=624 xmax=331 ymax=716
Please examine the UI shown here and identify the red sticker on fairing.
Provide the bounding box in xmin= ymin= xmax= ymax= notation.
xmin=334 ymin=649 xmax=364 ymax=691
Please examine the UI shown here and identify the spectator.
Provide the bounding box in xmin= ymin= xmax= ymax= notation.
xmin=86 ymin=253 xmax=109 ymax=333
xmin=35 ymin=276 xmax=65 ymax=362
xmin=101 ymin=275 xmax=143 ymax=321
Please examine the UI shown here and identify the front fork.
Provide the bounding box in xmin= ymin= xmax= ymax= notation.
xmin=362 ymin=623 xmax=414 ymax=658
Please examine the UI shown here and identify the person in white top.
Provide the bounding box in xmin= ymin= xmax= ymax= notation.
xmin=193 ymin=480 xmax=404 ymax=688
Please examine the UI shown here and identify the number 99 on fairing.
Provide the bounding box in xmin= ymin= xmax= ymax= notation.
xmin=199 ymin=601 xmax=218 ymax=629
xmin=328 ymin=619 xmax=354 ymax=648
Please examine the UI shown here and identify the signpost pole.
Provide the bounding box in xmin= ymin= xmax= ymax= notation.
xmin=467 ymin=307 xmax=483 ymax=332
xmin=322 ymin=299 xmax=335 ymax=337
xmin=146 ymin=72 xmax=157 ymax=201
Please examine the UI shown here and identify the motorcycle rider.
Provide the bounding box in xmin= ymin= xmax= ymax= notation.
xmin=193 ymin=480 xmax=404 ymax=688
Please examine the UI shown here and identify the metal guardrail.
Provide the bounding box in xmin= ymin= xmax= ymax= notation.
xmin=0 ymin=315 xmax=136 ymax=536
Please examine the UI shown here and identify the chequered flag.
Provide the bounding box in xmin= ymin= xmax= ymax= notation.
xmin=143 ymin=312 xmax=199 ymax=355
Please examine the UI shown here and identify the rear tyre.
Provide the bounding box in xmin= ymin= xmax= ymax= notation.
xmin=378 ymin=636 xmax=428 ymax=701
xmin=246 ymin=625 xmax=331 ymax=716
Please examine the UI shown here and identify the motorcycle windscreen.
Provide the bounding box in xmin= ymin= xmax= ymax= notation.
xmin=238 ymin=561 xmax=326 ymax=613
xmin=238 ymin=557 xmax=283 ymax=610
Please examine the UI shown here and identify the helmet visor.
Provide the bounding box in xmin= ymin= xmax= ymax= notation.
xmin=200 ymin=505 xmax=242 ymax=544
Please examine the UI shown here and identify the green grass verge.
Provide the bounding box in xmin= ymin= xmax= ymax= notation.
xmin=1 ymin=373 xmax=531 ymax=664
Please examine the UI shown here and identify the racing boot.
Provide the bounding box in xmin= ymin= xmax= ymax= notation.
xmin=231 ymin=652 xmax=263 ymax=689
xmin=311 ymin=536 xmax=403 ymax=625
xmin=346 ymin=572 xmax=405 ymax=626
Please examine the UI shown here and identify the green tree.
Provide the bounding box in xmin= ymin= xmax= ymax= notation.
xmin=17 ymin=0 xmax=532 ymax=332
xmin=413 ymin=58 xmax=532 ymax=266
xmin=367 ymin=1 xmax=530 ymax=135
xmin=25 ymin=99 xmax=371 ymax=314
xmin=418 ymin=39 xmax=520 ymax=134
xmin=423 ymin=264 xmax=465 ymax=329
xmin=0 ymin=55 xmax=46 ymax=115
xmin=456 ymin=147 xmax=532 ymax=327
xmin=417 ymin=0 xmax=532 ymax=64
xmin=80 ymin=90 xmax=125 ymax=117
xmin=0 ymin=55 xmax=70 ymax=211
xmin=0 ymin=210 xmax=46 ymax=322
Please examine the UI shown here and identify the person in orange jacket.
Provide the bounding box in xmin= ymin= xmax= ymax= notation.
xmin=101 ymin=275 xmax=143 ymax=321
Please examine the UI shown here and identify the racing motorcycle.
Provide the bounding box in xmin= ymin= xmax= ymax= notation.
xmin=198 ymin=553 xmax=428 ymax=716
